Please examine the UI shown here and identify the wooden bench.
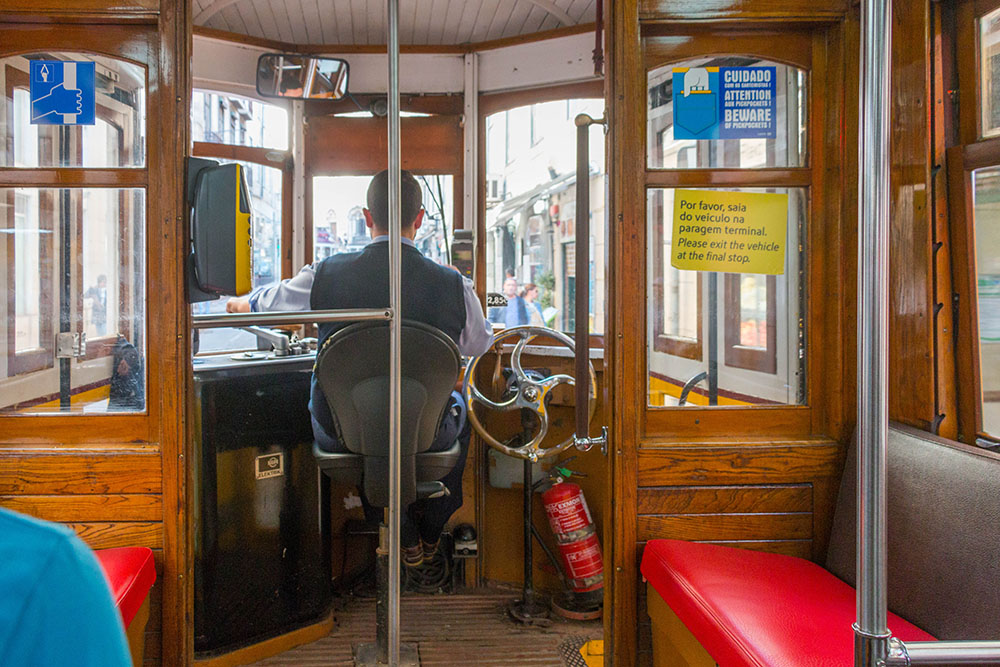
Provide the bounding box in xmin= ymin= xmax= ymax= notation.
xmin=641 ymin=423 xmax=1000 ymax=666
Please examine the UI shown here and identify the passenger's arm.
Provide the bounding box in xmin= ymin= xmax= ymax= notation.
xmin=226 ymin=264 xmax=316 ymax=313
xmin=458 ymin=278 xmax=494 ymax=357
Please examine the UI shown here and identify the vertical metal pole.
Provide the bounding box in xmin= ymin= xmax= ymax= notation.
xmin=522 ymin=457 xmax=536 ymax=606
xmin=387 ymin=0 xmax=402 ymax=663
xmin=59 ymin=130 xmax=72 ymax=410
xmin=707 ymin=272 xmax=718 ymax=406
xmin=855 ymin=0 xmax=892 ymax=663
xmin=574 ymin=118 xmax=591 ymax=439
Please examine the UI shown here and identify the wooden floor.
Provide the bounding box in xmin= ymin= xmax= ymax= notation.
xmin=250 ymin=588 xmax=602 ymax=666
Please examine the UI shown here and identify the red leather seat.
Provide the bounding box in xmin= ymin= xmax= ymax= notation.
xmin=641 ymin=540 xmax=935 ymax=667
xmin=93 ymin=547 xmax=156 ymax=628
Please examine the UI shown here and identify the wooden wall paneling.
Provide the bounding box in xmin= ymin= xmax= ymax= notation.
xmin=642 ymin=31 xmax=813 ymax=70
xmin=0 ymin=0 xmax=159 ymax=22
xmin=0 ymin=446 xmax=162 ymax=494
xmin=158 ymin=0 xmax=192 ymax=664
xmin=887 ymin=0 xmax=936 ymax=432
xmin=636 ymin=442 xmax=841 ymax=485
xmin=637 ymin=512 xmax=812 ymax=541
xmin=954 ymin=1 xmax=979 ymax=146
xmin=818 ymin=21 xmax=851 ymax=442
xmin=305 ymin=115 xmax=464 ymax=175
xmin=608 ymin=0 xmax=643 ymax=663
xmin=639 ymin=0 xmax=848 ymax=21
xmin=932 ymin=2 xmax=959 ymax=439
xmin=636 ymin=484 xmax=811 ymax=514
xmin=947 ymin=147 xmax=982 ymax=443
xmin=0 ymin=493 xmax=162 ymax=521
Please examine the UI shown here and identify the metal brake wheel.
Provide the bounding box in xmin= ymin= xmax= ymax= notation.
xmin=463 ymin=326 xmax=597 ymax=462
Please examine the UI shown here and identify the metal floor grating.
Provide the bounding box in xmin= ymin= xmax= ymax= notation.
xmin=250 ymin=588 xmax=602 ymax=666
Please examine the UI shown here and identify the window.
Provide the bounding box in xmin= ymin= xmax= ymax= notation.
xmin=190 ymin=90 xmax=288 ymax=150
xmin=645 ymin=55 xmax=809 ymax=408
xmin=484 ymin=98 xmax=606 ymax=334
xmin=190 ymin=90 xmax=291 ymax=354
xmin=972 ymin=167 xmax=1000 ymax=436
xmin=1 ymin=53 xmax=147 ymax=415
xmin=311 ymin=174 xmax=454 ymax=264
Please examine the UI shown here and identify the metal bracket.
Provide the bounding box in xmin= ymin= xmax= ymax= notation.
xmin=574 ymin=425 xmax=608 ymax=456
xmin=56 ymin=332 xmax=87 ymax=359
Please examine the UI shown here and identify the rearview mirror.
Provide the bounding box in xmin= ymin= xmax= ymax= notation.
xmin=256 ymin=53 xmax=349 ymax=100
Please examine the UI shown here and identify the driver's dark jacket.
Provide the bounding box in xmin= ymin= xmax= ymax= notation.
xmin=309 ymin=240 xmax=467 ymax=448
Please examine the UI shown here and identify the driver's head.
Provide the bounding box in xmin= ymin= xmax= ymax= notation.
xmin=363 ymin=169 xmax=424 ymax=234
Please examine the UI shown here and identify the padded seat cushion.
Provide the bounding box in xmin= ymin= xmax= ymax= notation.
xmin=94 ymin=547 xmax=156 ymax=628
xmin=641 ymin=540 xmax=935 ymax=667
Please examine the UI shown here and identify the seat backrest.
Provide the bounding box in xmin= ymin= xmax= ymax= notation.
xmin=825 ymin=423 xmax=1000 ymax=639
xmin=314 ymin=320 xmax=460 ymax=508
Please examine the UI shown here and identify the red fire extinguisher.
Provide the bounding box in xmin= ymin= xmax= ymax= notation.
xmin=541 ymin=465 xmax=603 ymax=599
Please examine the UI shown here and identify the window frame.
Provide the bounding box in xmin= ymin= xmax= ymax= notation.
xmin=478 ymin=79 xmax=606 ymax=343
xmin=0 ymin=28 xmax=158 ymax=435
xmin=639 ymin=27 xmax=831 ymax=438
xmin=950 ymin=0 xmax=1000 ymax=445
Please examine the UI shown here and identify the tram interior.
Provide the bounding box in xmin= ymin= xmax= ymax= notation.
xmin=4 ymin=0 xmax=1000 ymax=665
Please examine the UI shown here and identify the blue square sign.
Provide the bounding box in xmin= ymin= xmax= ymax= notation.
xmin=672 ymin=66 xmax=776 ymax=141
xmin=29 ymin=60 xmax=96 ymax=126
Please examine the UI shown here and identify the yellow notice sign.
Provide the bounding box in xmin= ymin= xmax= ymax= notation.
xmin=671 ymin=189 xmax=788 ymax=275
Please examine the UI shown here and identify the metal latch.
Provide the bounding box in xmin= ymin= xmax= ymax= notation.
xmin=573 ymin=425 xmax=608 ymax=456
xmin=56 ymin=332 xmax=87 ymax=359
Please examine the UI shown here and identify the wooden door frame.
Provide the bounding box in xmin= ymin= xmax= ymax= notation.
xmin=605 ymin=4 xmax=850 ymax=663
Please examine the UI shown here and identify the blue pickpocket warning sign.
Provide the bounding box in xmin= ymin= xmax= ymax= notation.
xmin=672 ymin=66 xmax=776 ymax=141
xmin=29 ymin=60 xmax=96 ymax=126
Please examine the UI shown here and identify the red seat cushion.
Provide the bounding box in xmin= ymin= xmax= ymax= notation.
xmin=641 ymin=540 xmax=936 ymax=667
xmin=94 ymin=547 xmax=156 ymax=628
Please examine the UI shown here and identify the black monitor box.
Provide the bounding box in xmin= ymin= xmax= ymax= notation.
xmin=186 ymin=157 xmax=254 ymax=303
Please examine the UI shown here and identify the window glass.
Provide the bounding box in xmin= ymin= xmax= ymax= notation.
xmin=981 ymin=7 xmax=1000 ymax=138
xmin=310 ymin=174 xmax=454 ymax=265
xmin=484 ymin=98 xmax=606 ymax=334
xmin=1 ymin=187 xmax=146 ymax=414
xmin=646 ymin=187 xmax=806 ymax=407
xmin=194 ymin=160 xmax=284 ymax=354
xmin=973 ymin=166 xmax=1000 ymax=436
xmin=191 ymin=90 xmax=288 ymax=151
xmin=1 ymin=54 xmax=145 ymax=168
xmin=647 ymin=58 xmax=807 ymax=169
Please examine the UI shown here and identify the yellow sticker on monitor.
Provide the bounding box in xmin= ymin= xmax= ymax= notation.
xmin=671 ymin=189 xmax=788 ymax=275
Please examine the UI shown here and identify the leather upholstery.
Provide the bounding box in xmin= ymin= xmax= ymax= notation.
xmin=641 ymin=539 xmax=934 ymax=667
xmin=94 ymin=547 xmax=156 ymax=628
xmin=825 ymin=424 xmax=1000 ymax=640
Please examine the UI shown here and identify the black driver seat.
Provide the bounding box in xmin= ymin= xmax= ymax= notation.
xmin=311 ymin=320 xmax=462 ymax=508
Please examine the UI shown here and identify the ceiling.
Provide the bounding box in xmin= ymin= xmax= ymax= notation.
xmin=193 ymin=0 xmax=597 ymax=47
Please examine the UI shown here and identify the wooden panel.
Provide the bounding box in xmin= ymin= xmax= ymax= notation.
xmin=643 ymin=31 xmax=814 ymax=70
xmin=888 ymin=0 xmax=936 ymax=431
xmin=637 ymin=484 xmax=811 ymax=514
xmin=305 ymin=115 xmax=463 ymax=175
xmin=0 ymin=0 xmax=158 ymax=17
xmin=638 ymin=512 xmax=811 ymax=540
xmin=0 ymin=447 xmax=161 ymax=494
xmin=645 ymin=168 xmax=812 ymax=189
xmin=640 ymin=0 xmax=847 ymax=20
xmin=0 ymin=494 xmax=161 ymax=522
xmin=704 ymin=539 xmax=813 ymax=558
xmin=66 ymin=521 xmax=163 ymax=550
xmin=638 ymin=443 xmax=840 ymax=485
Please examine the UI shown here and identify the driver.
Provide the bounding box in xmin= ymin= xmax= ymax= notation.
xmin=227 ymin=169 xmax=492 ymax=567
